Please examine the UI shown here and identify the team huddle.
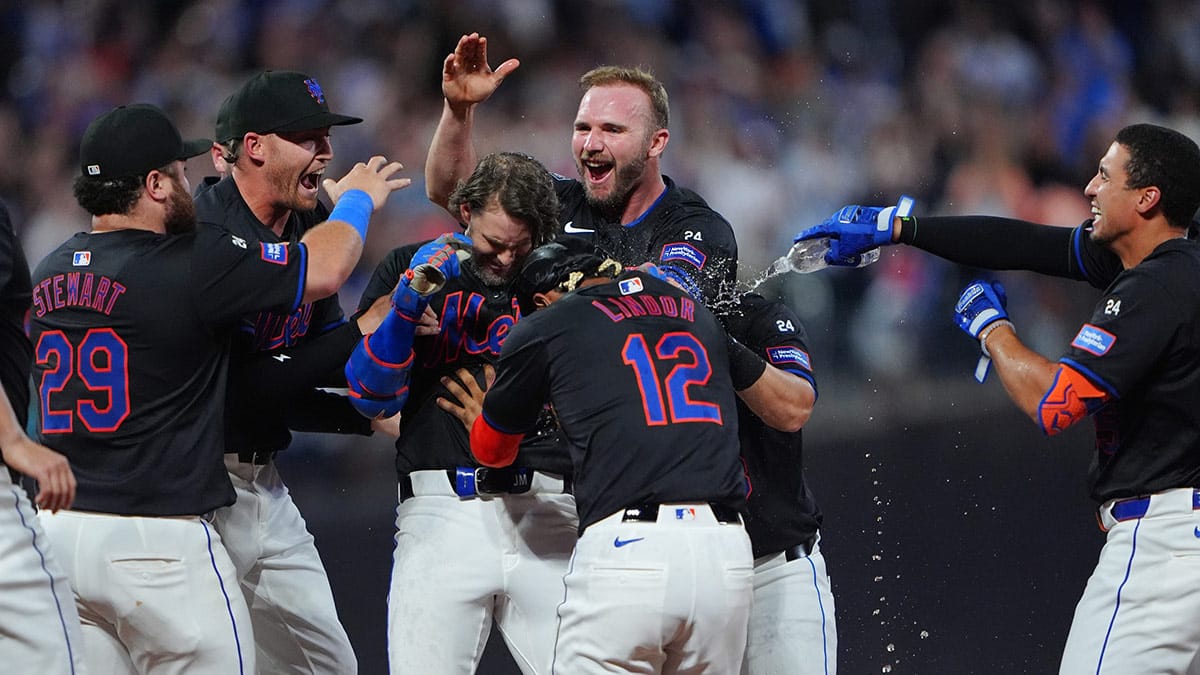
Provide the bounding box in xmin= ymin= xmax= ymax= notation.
xmin=2 ymin=29 xmax=1200 ymax=675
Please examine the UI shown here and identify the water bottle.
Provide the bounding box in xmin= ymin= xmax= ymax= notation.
xmin=770 ymin=195 xmax=914 ymax=275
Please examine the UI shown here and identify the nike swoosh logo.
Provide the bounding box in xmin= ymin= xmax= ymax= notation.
xmin=613 ymin=536 xmax=645 ymax=548
xmin=563 ymin=221 xmax=595 ymax=234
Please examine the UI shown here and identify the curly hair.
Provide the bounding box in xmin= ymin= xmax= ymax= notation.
xmin=448 ymin=152 xmax=560 ymax=247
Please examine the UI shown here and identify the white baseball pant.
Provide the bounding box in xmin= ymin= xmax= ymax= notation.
xmin=1060 ymin=487 xmax=1200 ymax=674
xmin=742 ymin=535 xmax=838 ymax=675
xmin=387 ymin=469 xmax=577 ymax=675
xmin=552 ymin=503 xmax=754 ymax=674
xmin=0 ymin=469 xmax=88 ymax=674
xmin=211 ymin=455 xmax=356 ymax=674
xmin=39 ymin=508 xmax=254 ymax=674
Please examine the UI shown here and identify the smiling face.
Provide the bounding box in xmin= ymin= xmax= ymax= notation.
xmin=571 ymin=84 xmax=666 ymax=216
xmin=261 ymin=126 xmax=333 ymax=212
xmin=1084 ymin=141 xmax=1141 ymax=246
xmin=461 ymin=198 xmax=535 ymax=286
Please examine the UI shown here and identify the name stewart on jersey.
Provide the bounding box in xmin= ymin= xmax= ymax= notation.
xmin=590 ymin=294 xmax=696 ymax=323
xmin=32 ymin=272 xmax=127 ymax=318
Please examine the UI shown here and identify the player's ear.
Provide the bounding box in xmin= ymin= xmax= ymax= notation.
xmin=647 ymin=128 xmax=669 ymax=160
xmin=242 ymin=132 xmax=267 ymax=162
xmin=533 ymin=291 xmax=554 ymax=309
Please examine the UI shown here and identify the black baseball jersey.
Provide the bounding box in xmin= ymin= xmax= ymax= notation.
xmin=1056 ymin=238 xmax=1200 ymax=502
xmin=553 ymin=174 xmax=738 ymax=304
xmin=0 ymin=201 xmax=32 ymax=434
xmin=194 ymin=177 xmax=370 ymax=457
xmin=358 ymin=242 xmax=567 ymax=477
xmin=29 ymin=226 xmax=306 ymax=515
xmin=480 ymin=272 xmax=746 ymax=531
xmin=731 ymin=294 xmax=822 ymax=558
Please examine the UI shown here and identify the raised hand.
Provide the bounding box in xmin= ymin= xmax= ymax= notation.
xmin=793 ymin=204 xmax=898 ymax=265
xmin=953 ymin=279 xmax=1009 ymax=340
xmin=322 ymin=155 xmax=411 ymax=210
xmin=441 ymin=33 xmax=520 ymax=112
xmin=405 ymin=232 xmax=473 ymax=297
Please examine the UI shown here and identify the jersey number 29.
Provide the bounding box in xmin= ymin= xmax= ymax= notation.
xmin=36 ymin=329 xmax=130 ymax=433
xmin=622 ymin=331 xmax=722 ymax=426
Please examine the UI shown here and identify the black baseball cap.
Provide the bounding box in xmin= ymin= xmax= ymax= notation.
xmin=80 ymin=104 xmax=211 ymax=178
xmin=215 ymin=70 xmax=363 ymax=142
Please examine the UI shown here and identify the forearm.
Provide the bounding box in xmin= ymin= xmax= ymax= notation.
xmin=900 ymin=216 xmax=1078 ymax=277
xmin=299 ymin=221 xmax=363 ymax=303
xmin=736 ymin=367 xmax=814 ymax=433
xmin=425 ymin=100 xmax=479 ymax=212
xmin=986 ymin=327 xmax=1059 ymax=422
xmin=234 ymin=320 xmax=363 ymax=397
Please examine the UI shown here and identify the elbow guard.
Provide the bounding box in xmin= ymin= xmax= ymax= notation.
xmin=470 ymin=415 xmax=522 ymax=468
xmin=344 ymin=334 xmax=413 ymax=419
xmin=1037 ymin=364 xmax=1109 ymax=436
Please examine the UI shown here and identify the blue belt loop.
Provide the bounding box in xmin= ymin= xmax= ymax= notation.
xmin=454 ymin=467 xmax=477 ymax=497
xmin=1109 ymin=488 xmax=1200 ymax=523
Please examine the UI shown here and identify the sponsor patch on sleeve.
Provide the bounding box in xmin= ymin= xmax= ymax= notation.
xmin=618 ymin=277 xmax=644 ymax=295
xmin=1070 ymin=324 xmax=1116 ymax=356
xmin=261 ymin=242 xmax=289 ymax=265
xmin=660 ymin=242 xmax=706 ymax=270
xmin=767 ymin=345 xmax=811 ymax=371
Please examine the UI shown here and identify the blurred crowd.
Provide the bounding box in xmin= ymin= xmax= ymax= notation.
xmin=2 ymin=0 xmax=1197 ymax=381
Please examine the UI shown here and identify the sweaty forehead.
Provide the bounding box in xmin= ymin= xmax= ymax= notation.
xmin=577 ymin=84 xmax=651 ymax=124
xmin=470 ymin=202 xmax=533 ymax=246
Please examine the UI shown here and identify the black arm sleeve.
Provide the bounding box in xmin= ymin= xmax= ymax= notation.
xmin=231 ymin=319 xmax=364 ymax=400
xmin=901 ymin=216 xmax=1082 ymax=279
xmin=283 ymin=390 xmax=373 ymax=436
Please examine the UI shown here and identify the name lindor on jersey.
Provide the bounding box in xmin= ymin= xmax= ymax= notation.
xmin=591 ymin=292 xmax=696 ymax=324
xmin=32 ymin=272 xmax=127 ymax=318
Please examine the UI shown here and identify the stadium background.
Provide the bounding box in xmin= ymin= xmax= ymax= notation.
xmin=4 ymin=1 xmax=1195 ymax=672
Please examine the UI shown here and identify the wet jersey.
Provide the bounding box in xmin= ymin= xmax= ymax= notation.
xmin=0 ymin=202 xmax=32 ymax=432
xmin=552 ymin=174 xmax=738 ymax=305
xmin=29 ymin=226 xmax=305 ymax=515
xmin=1057 ymin=238 xmax=1200 ymax=502
xmin=194 ymin=177 xmax=370 ymax=456
xmin=480 ymin=272 xmax=746 ymax=531
xmin=733 ymin=294 xmax=822 ymax=559
xmin=358 ymin=242 xmax=567 ymax=477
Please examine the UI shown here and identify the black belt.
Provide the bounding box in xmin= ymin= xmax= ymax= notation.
xmin=620 ymin=502 xmax=742 ymax=524
xmin=236 ymin=449 xmax=277 ymax=466
xmin=784 ymin=534 xmax=818 ymax=561
xmin=400 ymin=467 xmax=572 ymax=501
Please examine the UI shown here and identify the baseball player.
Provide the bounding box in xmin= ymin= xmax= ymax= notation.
xmin=31 ymin=103 xmax=404 ymax=674
xmin=352 ymin=152 xmax=568 ymax=675
xmin=449 ymin=239 xmax=753 ymax=673
xmin=0 ymin=199 xmax=86 ymax=674
xmin=798 ymin=123 xmax=1200 ymax=673
xmin=197 ymin=70 xmax=398 ymax=674
xmin=719 ymin=293 xmax=838 ymax=675
xmin=425 ymin=33 xmax=739 ymax=305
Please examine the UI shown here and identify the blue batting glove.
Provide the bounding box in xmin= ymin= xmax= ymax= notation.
xmin=794 ymin=204 xmax=900 ymax=265
xmin=953 ymin=279 xmax=1009 ymax=339
xmin=393 ymin=232 xmax=473 ymax=321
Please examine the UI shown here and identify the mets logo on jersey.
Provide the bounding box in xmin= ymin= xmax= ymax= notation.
xmin=261 ymin=242 xmax=288 ymax=265
xmin=618 ymin=277 xmax=644 ymax=295
xmin=1071 ymin=324 xmax=1116 ymax=356
xmin=72 ymin=251 xmax=91 ymax=267
xmin=660 ymin=242 xmax=706 ymax=269
xmin=767 ymin=345 xmax=811 ymax=371
xmin=304 ymin=78 xmax=326 ymax=103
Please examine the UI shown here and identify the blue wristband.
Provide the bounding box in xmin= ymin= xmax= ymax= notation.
xmin=328 ymin=189 xmax=374 ymax=240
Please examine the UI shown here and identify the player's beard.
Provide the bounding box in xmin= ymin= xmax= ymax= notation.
xmin=163 ymin=184 xmax=197 ymax=235
xmin=266 ymin=161 xmax=320 ymax=213
xmin=465 ymin=253 xmax=515 ymax=287
xmin=582 ymin=153 xmax=645 ymax=220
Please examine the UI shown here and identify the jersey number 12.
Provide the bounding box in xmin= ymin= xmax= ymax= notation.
xmin=622 ymin=331 xmax=722 ymax=426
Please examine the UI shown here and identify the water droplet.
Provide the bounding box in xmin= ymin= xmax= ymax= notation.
xmin=886 ymin=643 xmax=895 ymax=652
xmin=882 ymin=665 xmax=892 ymax=673
xmin=920 ymin=630 xmax=929 ymax=639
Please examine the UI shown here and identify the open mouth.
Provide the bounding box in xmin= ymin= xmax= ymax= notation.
xmin=300 ymin=170 xmax=324 ymax=193
xmin=583 ymin=158 xmax=613 ymax=184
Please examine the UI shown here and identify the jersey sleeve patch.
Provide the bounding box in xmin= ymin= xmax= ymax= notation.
xmin=766 ymin=345 xmax=811 ymax=371
xmin=260 ymin=242 xmax=289 ymax=265
xmin=1038 ymin=364 xmax=1110 ymax=436
xmin=660 ymin=242 xmax=707 ymax=269
xmin=1070 ymin=323 xmax=1116 ymax=356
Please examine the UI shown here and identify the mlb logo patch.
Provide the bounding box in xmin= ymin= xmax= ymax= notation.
xmin=618 ymin=277 xmax=644 ymax=295
xmin=767 ymin=345 xmax=811 ymax=370
xmin=86 ymin=165 xmax=100 ymax=176
xmin=261 ymin=242 xmax=288 ymax=265
xmin=674 ymin=507 xmax=696 ymax=521
xmin=72 ymin=251 xmax=91 ymax=267
xmin=660 ymin=242 xmax=706 ymax=269
xmin=1071 ymin=324 xmax=1116 ymax=356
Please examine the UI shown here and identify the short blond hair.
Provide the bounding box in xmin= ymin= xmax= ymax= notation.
xmin=579 ymin=66 xmax=669 ymax=131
